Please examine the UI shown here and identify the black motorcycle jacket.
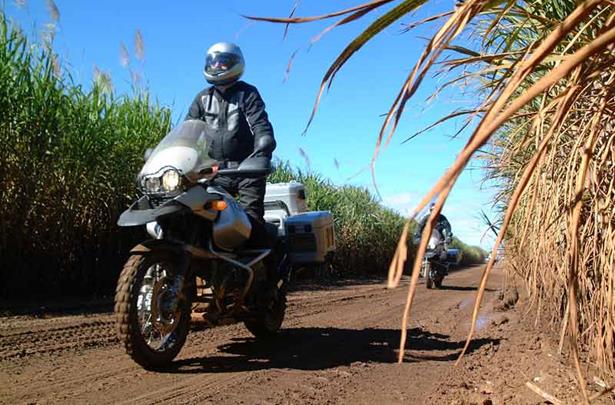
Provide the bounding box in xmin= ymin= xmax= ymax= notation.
xmin=185 ymin=81 xmax=275 ymax=163
xmin=415 ymin=214 xmax=452 ymax=240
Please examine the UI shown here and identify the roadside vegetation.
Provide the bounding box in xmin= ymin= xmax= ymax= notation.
xmin=479 ymin=2 xmax=615 ymax=384
xmin=253 ymin=0 xmax=615 ymax=395
xmin=449 ymin=237 xmax=486 ymax=268
xmin=0 ymin=14 xmax=171 ymax=299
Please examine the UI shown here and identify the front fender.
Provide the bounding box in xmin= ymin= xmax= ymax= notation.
xmin=118 ymin=196 xmax=185 ymax=227
xmin=129 ymin=239 xmax=187 ymax=256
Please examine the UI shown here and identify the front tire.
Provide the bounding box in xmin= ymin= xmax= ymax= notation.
xmin=423 ymin=262 xmax=433 ymax=289
xmin=114 ymin=253 xmax=192 ymax=369
xmin=244 ymin=288 xmax=287 ymax=339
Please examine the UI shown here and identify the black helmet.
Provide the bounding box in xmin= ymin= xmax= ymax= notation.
xmin=203 ymin=42 xmax=245 ymax=86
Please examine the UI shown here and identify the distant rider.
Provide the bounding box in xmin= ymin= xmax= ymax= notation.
xmin=415 ymin=203 xmax=452 ymax=242
xmin=185 ymin=42 xmax=276 ymax=242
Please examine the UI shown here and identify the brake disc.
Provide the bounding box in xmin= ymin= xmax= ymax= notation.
xmin=150 ymin=278 xmax=182 ymax=336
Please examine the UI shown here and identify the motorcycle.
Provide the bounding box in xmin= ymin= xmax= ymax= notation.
xmin=419 ymin=228 xmax=450 ymax=289
xmin=114 ymin=120 xmax=286 ymax=369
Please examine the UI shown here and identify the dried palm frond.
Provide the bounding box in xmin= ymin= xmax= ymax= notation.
xmin=252 ymin=2 xmax=615 ymax=400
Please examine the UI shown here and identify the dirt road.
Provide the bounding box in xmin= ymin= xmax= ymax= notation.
xmin=1 ymin=266 xmax=508 ymax=404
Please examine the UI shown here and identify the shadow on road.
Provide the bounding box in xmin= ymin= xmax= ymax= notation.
xmin=438 ymin=285 xmax=497 ymax=292
xmin=164 ymin=327 xmax=499 ymax=374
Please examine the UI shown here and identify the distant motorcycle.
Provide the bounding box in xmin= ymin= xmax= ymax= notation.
xmin=418 ymin=229 xmax=450 ymax=289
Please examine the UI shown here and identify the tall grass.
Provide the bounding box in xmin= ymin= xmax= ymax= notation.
xmin=478 ymin=1 xmax=615 ymax=382
xmin=0 ymin=14 xmax=171 ymax=299
xmin=449 ymin=237 xmax=486 ymax=268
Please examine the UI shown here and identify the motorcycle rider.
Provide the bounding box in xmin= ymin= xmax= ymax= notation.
xmin=413 ymin=203 xmax=453 ymax=278
xmin=185 ymin=42 xmax=276 ymax=244
xmin=415 ymin=203 xmax=452 ymax=241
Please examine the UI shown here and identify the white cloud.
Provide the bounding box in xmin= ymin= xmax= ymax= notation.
xmin=383 ymin=192 xmax=415 ymax=217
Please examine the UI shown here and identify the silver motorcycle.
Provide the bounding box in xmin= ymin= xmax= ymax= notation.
xmin=115 ymin=120 xmax=285 ymax=369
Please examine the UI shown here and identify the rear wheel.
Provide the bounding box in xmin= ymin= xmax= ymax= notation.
xmin=114 ymin=253 xmax=192 ymax=369
xmin=244 ymin=287 xmax=287 ymax=339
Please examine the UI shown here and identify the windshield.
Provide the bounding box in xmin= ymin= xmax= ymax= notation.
xmin=427 ymin=229 xmax=443 ymax=251
xmin=139 ymin=120 xmax=217 ymax=183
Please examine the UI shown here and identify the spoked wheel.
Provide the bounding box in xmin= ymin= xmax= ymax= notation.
xmin=244 ymin=287 xmax=287 ymax=339
xmin=115 ymin=253 xmax=192 ymax=369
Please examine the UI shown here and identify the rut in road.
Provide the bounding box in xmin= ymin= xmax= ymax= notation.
xmin=0 ymin=318 xmax=117 ymax=360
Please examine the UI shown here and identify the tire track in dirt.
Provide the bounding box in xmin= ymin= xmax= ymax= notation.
xmin=156 ymin=275 xmax=477 ymax=404
xmin=0 ymin=318 xmax=117 ymax=360
xmin=118 ymin=285 xmax=407 ymax=404
xmin=0 ymin=283 xmax=397 ymax=403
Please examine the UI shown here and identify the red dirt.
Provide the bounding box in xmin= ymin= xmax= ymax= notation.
xmin=1 ymin=265 xmax=613 ymax=404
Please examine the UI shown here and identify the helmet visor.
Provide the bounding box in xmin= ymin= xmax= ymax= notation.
xmin=205 ymin=52 xmax=240 ymax=76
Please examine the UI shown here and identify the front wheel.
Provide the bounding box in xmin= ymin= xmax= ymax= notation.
xmin=114 ymin=253 xmax=192 ymax=369
xmin=423 ymin=261 xmax=433 ymax=289
xmin=244 ymin=287 xmax=287 ymax=339
xmin=433 ymin=265 xmax=445 ymax=289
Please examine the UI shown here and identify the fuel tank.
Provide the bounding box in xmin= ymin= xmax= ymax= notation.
xmin=208 ymin=186 xmax=252 ymax=250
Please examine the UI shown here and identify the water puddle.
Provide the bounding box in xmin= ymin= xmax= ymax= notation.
xmin=476 ymin=314 xmax=491 ymax=331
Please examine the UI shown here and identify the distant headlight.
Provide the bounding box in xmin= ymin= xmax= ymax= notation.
xmin=161 ymin=169 xmax=181 ymax=192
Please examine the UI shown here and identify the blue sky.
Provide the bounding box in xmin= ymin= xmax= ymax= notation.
xmin=5 ymin=0 xmax=499 ymax=249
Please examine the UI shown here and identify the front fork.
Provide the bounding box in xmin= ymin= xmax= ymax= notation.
xmin=421 ymin=260 xmax=430 ymax=278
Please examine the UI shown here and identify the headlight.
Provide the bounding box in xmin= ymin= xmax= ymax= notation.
xmin=144 ymin=176 xmax=161 ymax=193
xmin=161 ymin=169 xmax=181 ymax=192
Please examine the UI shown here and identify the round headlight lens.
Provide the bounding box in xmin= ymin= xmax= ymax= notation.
xmin=161 ymin=169 xmax=181 ymax=192
xmin=144 ymin=176 xmax=161 ymax=193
